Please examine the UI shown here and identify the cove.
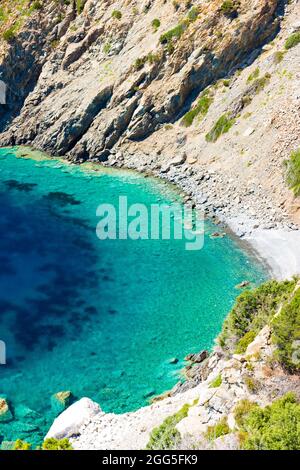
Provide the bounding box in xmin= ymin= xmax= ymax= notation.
xmin=0 ymin=147 xmax=267 ymax=447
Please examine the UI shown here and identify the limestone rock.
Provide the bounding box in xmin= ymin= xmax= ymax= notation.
xmin=45 ymin=398 xmax=102 ymax=440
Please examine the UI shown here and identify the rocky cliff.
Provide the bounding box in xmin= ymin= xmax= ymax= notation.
xmin=0 ymin=0 xmax=299 ymax=232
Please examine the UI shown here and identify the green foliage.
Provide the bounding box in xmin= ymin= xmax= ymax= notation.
xmin=187 ymin=6 xmax=199 ymax=22
xmin=2 ymin=25 xmax=16 ymax=42
xmin=205 ymin=114 xmax=235 ymax=142
xmin=273 ymin=50 xmax=284 ymax=64
xmin=218 ymin=279 xmax=297 ymax=352
xmin=152 ymin=18 xmax=160 ymax=31
xmin=13 ymin=439 xmax=31 ymax=450
xmin=284 ymin=32 xmax=300 ymax=50
xmin=182 ymin=90 xmax=213 ymax=127
xmin=285 ymin=148 xmax=300 ymax=196
xmin=160 ymin=23 xmax=185 ymax=44
xmin=235 ymin=330 xmax=256 ymax=354
xmin=220 ymin=1 xmax=238 ymax=18
xmin=237 ymin=393 xmax=300 ymax=450
xmin=244 ymin=375 xmax=259 ymax=393
xmin=205 ymin=417 xmax=230 ymax=441
xmin=272 ymin=287 xmax=300 ymax=371
xmin=251 ymin=72 xmax=271 ymax=93
xmin=146 ymin=404 xmax=191 ymax=450
xmin=42 ymin=438 xmax=73 ymax=450
xmin=209 ymin=373 xmax=222 ymax=388
xmin=247 ymin=67 xmax=260 ymax=83
xmin=76 ymin=0 xmax=86 ymax=15
xmin=234 ymin=399 xmax=258 ymax=427
xmin=111 ymin=10 xmax=122 ymax=20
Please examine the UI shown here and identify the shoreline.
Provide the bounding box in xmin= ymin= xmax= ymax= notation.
xmin=105 ymin=156 xmax=300 ymax=282
xmin=10 ymin=145 xmax=300 ymax=280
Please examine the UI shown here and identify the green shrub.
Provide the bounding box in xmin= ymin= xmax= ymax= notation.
xmin=285 ymin=148 xmax=300 ymax=196
xmin=272 ymin=287 xmax=300 ymax=371
xmin=76 ymin=0 xmax=86 ymax=14
xmin=160 ymin=23 xmax=185 ymax=44
xmin=42 ymin=438 xmax=73 ymax=450
xmin=247 ymin=67 xmax=260 ymax=83
xmin=235 ymin=330 xmax=256 ymax=354
xmin=205 ymin=417 xmax=230 ymax=441
xmin=237 ymin=393 xmax=300 ymax=450
xmin=273 ymin=50 xmax=284 ymax=64
xmin=218 ymin=280 xmax=297 ymax=352
xmin=284 ymin=32 xmax=300 ymax=50
xmin=220 ymin=1 xmax=238 ymax=18
xmin=251 ymin=72 xmax=271 ymax=93
xmin=187 ymin=6 xmax=199 ymax=22
xmin=182 ymin=90 xmax=213 ymax=127
xmin=13 ymin=439 xmax=31 ymax=450
xmin=234 ymin=399 xmax=258 ymax=427
xmin=205 ymin=114 xmax=235 ymax=142
xmin=2 ymin=26 xmax=16 ymax=42
xmin=111 ymin=10 xmax=122 ymax=20
xmin=244 ymin=375 xmax=259 ymax=393
xmin=152 ymin=18 xmax=160 ymax=31
xmin=209 ymin=373 xmax=222 ymax=388
xmin=146 ymin=404 xmax=191 ymax=450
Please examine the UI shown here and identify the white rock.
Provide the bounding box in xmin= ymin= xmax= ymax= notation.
xmin=243 ymin=127 xmax=255 ymax=137
xmin=45 ymin=398 xmax=102 ymax=440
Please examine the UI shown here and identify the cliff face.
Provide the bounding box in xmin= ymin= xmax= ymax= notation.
xmin=0 ymin=0 xmax=299 ymax=229
xmin=0 ymin=0 xmax=282 ymax=157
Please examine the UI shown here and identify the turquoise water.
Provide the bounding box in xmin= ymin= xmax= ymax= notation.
xmin=0 ymin=147 xmax=267 ymax=446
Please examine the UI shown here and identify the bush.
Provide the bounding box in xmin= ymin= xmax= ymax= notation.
xmin=205 ymin=417 xmax=230 ymax=441
xmin=160 ymin=23 xmax=185 ymax=44
xmin=146 ymin=404 xmax=191 ymax=450
xmin=205 ymin=114 xmax=235 ymax=142
xmin=236 ymin=393 xmax=300 ymax=450
xmin=218 ymin=279 xmax=297 ymax=352
xmin=13 ymin=439 xmax=31 ymax=450
xmin=182 ymin=90 xmax=213 ymax=127
xmin=234 ymin=399 xmax=258 ymax=427
xmin=247 ymin=67 xmax=260 ymax=83
xmin=152 ymin=18 xmax=160 ymax=31
xmin=285 ymin=148 xmax=300 ymax=196
xmin=272 ymin=287 xmax=300 ymax=371
xmin=42 ymin=438 xmax=73 ymax=450
xmin=220 ymin=1 xmax=238 ymax=18
xmin=111 ymin=10 xmax=122 ymax=20
xmin=76 ymin=0 xmax=86 ymax=14
xmin=235 ymin=330 xmax=256 ymax=354
xmin=284 ymin=32 xmax=300 ymax=50
xmin=187 ymin=6 xmax=199 ymax=22
xmin=2 ymin=26 xmax=16 ymax=42
xmin=209 ymin=373 xmax=222 ymax=388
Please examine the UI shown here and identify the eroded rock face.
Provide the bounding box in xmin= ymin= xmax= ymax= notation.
xmin=0 ymin=0 xmax=281 ymax=160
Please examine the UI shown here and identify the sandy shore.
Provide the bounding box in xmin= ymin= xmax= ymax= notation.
xmin=227 ymin=216 xmax=300 ymax=280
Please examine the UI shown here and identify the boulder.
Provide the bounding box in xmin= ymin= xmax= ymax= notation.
xmin=45 ymin=398 xmax=102 ymax=440
xmin=170 ymin=152 xmax=187 ymax=167
xmin=51 ymin=391 xmax=73 ymax=415
xmin=0 ymin=398 xmax=13 ymax=423
xmin=185 ymin=350 xmax=209 ymax=363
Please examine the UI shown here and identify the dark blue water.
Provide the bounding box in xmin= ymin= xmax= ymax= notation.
xmin=0 ymin=147 xmax=267 ymax=446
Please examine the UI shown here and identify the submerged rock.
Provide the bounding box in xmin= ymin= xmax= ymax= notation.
xmin=0 ymin=398 xmax=13 ymax=423
xmin=45 ymin=398 xmax=102 ymax=440
xmin=51 ymin=391 xmax=73 ymax=415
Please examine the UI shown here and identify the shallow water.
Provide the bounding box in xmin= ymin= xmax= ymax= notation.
xmin=0 ymin=147 xmax=267 ymax=446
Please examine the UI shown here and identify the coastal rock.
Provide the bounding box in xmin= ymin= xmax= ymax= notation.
xmin=51 ymin=391 xmax=73 ymax=415
xmin=45 ymin=398 xmax=102 ymax=440
xmin=0 ymin=398 xmax=13 ymax=423
xmin=185 ymin=350 xmax=209 ymax=364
